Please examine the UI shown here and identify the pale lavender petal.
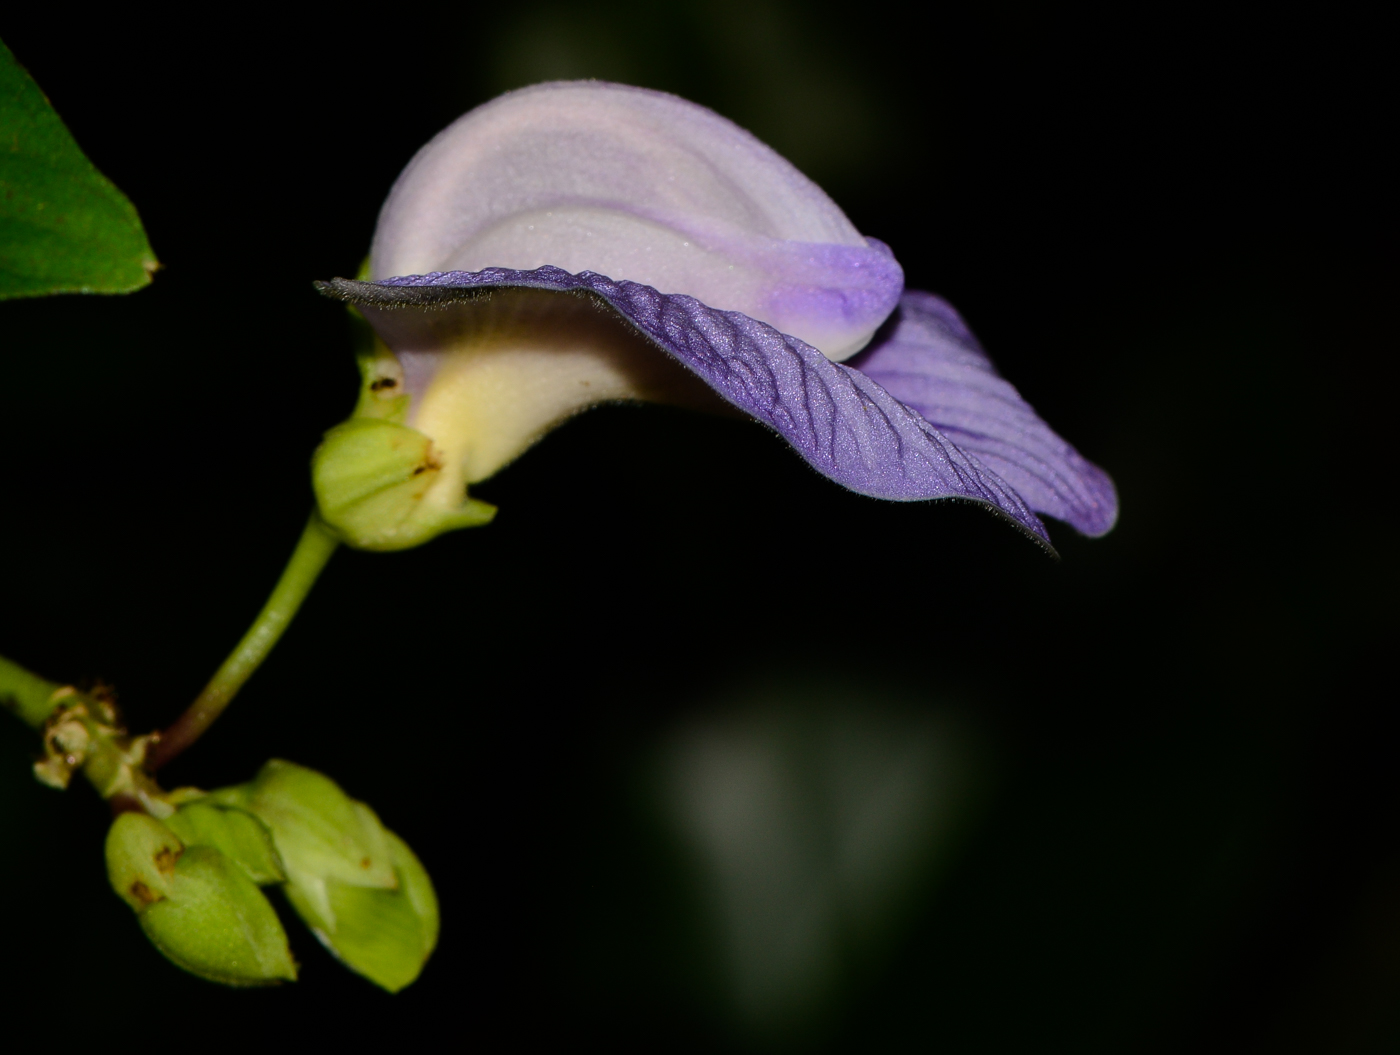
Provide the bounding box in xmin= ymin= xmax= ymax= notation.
xmin=849 ymin=292 xmax=1117 ymax=536
xmin=370 ymin=82 xmax=900 ymax=360
xmin=317 ymin=268 xmax=1052 ymax=544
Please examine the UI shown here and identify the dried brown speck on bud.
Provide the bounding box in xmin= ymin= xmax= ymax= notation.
xmin=128 ymin=880 xmax=162 ymax=906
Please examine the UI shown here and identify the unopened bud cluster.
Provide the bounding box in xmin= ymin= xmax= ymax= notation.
xmin=106 ymin=760 xmax=437 ymax=991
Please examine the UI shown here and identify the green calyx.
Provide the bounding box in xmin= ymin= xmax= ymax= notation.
xmin=311 ymin=317 xmax=494 ymax=552
xmin=209 ymin=760 xmax=439 ymax=992
xmin=105 ymin=812 xmax=296 ymax=986
xmin=312 ymin=417 xmax=495 ymax=551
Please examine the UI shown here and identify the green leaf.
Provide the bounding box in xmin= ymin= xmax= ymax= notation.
xmin=0 ymin=39 xmax=158 ymax=299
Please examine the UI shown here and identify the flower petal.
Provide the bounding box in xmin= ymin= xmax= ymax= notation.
xmin=318 ymin=268 xmax=1052 ymax=544
xmin=849 ymin=292 xmax=1118 ymax=536
xmin=369 ymin=82 xmax=901 ymax=360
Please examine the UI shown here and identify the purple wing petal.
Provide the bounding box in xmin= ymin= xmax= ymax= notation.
xmin=849 ymin=292 xmax=1118 ymax=537
xmin=318 ymin=267 xmax=1052 ymax=544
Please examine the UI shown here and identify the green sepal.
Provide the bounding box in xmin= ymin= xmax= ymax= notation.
xmin=233 ymin=759 xmax=397 ymax=891
xmin=106 ymin=814 xmax=297 ymax=987
xmin=0 ymin=41 xmax=158 ymax=299
xmin=312 ymin=417 xmax=495 ymax=551
xmin=285 ymin=829 xmax=440 ymax=993
xmin=348 ymin=313 xmax=410 ymax=423
xmin=165 ymin=801 xmax=286 ymax=886
xmin=138 ymin=846 xmax=297 ymax=987
xmin=222 ymin=759 xmax=439 ymax=991
xmin=105 ymin=811 xmax=182 ymax=911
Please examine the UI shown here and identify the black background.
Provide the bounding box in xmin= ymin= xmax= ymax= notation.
xmin=0 ymin=6 xmax=1391 ymax=1051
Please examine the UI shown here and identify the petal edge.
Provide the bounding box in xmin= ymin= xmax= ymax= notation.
xmin=317 ymin=268 xmax=1054 ymax=545
xmin=850 ymin=292 xmax=1119 ymax=536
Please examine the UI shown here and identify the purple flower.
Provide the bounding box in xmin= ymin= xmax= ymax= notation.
xmin=316 ymin=82 xmax=1116 ymax=549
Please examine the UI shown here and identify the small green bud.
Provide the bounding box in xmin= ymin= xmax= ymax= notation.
xmin=224 ymin=759 xmax=439 ymax=991
xmin=312 ymin=417 xmax=494 ymax=551
xmin=106 ymin=813 xmax=296 ymax=986
xmin=165 ymin=801 xmax=285 ymax=886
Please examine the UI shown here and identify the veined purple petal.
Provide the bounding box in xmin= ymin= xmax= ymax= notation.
xmin=369 ymin=82 xmax=901 ymax=361
xmin=317 ymin=268 xmax=1053 ymax=545
xmin=849 ymin=292 xmax=1118 ymax=536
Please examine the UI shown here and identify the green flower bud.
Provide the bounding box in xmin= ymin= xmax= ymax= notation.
xmin=164 ymin=801 xmax=285 ymax=886
xmin=216 ymin=760 xmax=439 ymax=992
xmin=105 ymin=813 xmax=296 ymax=986
xmin=312 ymin=416 xmax=494 ymax=552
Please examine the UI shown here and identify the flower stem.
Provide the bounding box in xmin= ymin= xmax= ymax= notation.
xmin=0 ymin=653 xmax=64 ymax=729
xmin=147 ymin=513 xmax=339 ymax=770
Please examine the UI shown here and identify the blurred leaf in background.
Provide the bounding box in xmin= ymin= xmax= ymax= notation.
xmin=0 ymin=39 xmax=157 ymax=300
xmin=658 ymin=684 xmax=986 ymax=1043
xmin=573 ymin=675 xmax=991 ymax=1048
